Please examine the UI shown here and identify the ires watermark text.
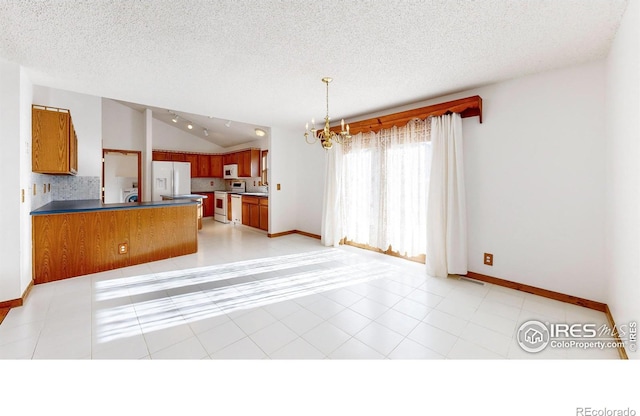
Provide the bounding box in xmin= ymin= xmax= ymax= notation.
xmin=517 ymin=320 xmax=637 ymax=353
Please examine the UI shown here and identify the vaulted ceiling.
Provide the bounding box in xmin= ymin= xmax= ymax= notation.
xmin=0 ymin=0 xmax=629 ymax=146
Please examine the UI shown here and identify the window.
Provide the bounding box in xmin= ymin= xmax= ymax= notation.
xmin=341 ymin=119 xmax=431 ymax=258
xmin=261 ymin=150 xmax=269 ymax=186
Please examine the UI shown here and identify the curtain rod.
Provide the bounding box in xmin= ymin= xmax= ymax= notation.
xmin=331 ymin=95 xmax=482 ymax=136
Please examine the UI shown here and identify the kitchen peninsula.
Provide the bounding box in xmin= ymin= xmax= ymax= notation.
xmin=31 ymin=199 xmax=198 ymax=284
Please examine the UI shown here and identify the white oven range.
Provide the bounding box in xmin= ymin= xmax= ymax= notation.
xmin=214 ymin=181 xmax=246 ymax=223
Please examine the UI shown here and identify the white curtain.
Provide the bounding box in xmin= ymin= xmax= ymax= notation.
xmin=336 ymin=119 xmax=432 ymax=257
xmin=426 ymin=113 xmax=468 ymax=277
xmin=321 ymin=142 xmax=344 ymax=247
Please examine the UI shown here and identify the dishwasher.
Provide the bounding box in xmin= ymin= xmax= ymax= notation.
xmin=231 ymin=194 xmax=242 ymax=225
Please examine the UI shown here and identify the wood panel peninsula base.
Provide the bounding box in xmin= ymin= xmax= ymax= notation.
xmin=31 ymin=199 xmax=198 ymax=284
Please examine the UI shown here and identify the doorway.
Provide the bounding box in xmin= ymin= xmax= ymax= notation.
xmin=102 ymin=149 xmax=142 ymax=203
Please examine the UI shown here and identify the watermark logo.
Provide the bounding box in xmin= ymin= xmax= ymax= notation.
xmin=517 ymin=320 xmax=550 ymax=353
xmin=517 ymin=319 xmax=637 ymax=353
xmin=576 ymin=407 xmax=636 ymax=416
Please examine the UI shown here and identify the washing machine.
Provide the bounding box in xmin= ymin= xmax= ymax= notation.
xmin=122 ymin=188 xmax=138 ymax=203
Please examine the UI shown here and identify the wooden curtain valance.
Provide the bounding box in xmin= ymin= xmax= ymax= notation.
xmin=331 ymin=95 xmax=482 ymax=136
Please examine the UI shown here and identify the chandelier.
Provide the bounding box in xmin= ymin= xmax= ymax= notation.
xmin=304 ymin=77 xmax=351 ymax=150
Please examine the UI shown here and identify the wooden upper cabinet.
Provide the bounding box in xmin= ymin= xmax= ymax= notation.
xmin=69 ymin=120 xmax=78 ymax=174
xmin=238 ymin=149 xmax=260 ymax=177
xmin=32 ymin=105 xmax=78 ymax=175
xmin=198 ymin=154 xmax=210 ymax=177
xmin=223 ymin=153 xmax=239 ymax=165
xmin=152 ymin=151 xmax=171 ymax=161
xmin=210 ymin=155 xmax=223 ymax=178
xmin=183 ymin=154 xmax=199 ymax=177
xmin=170 ymin=152 xmax=186 ymax=162
xmin=151 ymin=149 xmax=261 ymax=178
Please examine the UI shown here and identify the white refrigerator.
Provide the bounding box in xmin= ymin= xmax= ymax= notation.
xmin=151 ymin=161 xmax=191 ymax=201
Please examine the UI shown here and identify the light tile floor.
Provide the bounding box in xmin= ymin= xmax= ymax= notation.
xmin=0 ymin=219 xmax=620 ymax=359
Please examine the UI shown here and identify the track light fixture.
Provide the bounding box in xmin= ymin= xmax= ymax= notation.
xmin=168 ymin=110 xmax=210 ymax=138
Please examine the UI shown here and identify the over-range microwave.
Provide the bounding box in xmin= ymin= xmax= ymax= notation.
xmin=223 ymin=164 xmax=238 ymax=179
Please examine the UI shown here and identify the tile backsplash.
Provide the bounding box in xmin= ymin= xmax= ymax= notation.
xmin=52 ymin=176 xmax=101 ymax=201
xmin=190 ymin=177 xmax=268 ymax=194
xmin=30 ymin=175 xmax=267 ymax=212
xmin=31 ymin=173 xmax=53 ymax=210
xmin=246 ymin=178 xmax=268 ymax=193
xmin=190 ymin=178 xmax=226 ymax=192
xmin=31 ymin=173 xmax=101 ymax=210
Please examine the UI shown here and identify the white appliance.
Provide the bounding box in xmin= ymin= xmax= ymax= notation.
xmin=231 ymin=194 xmax=242 ymax=225
xmin=214 ymin=191 xmax=230 ymax=223
xmin=122 ymin=188 xmax=138 ymax=203
xmin=223 ymin=164 xmax=238 ymax=179
xmin=214 ymin=181 xmax=245 ymax=223
xmin=151 ymin=161 xmax=191 ymax=201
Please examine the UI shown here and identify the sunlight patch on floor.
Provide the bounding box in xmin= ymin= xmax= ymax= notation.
xmin=94 ymin=249 xmax=399 ymax=343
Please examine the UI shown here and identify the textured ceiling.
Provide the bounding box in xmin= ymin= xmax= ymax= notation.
xmin=0 ymin=0 xmax=629 ymax=146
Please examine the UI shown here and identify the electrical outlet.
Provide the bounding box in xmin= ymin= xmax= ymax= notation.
xmin=484 ymin=253 xmax=494 ymax=266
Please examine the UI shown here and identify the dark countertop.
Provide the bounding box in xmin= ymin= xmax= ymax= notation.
xmin=193 ymin=191 xmax=268 ymax=198
xmin=161 ymin=194 xmax=208 ymax=199
xmin=31 ymin=199 xmax=198 ymax=216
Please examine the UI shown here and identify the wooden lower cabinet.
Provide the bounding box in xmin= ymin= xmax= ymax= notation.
xmin=202 ymin=192 xmax=214 ymax=217
xmin=32 ymin=205 xmax=197 ymax=284
xmin=259 ymin=198 xmax=268 ymax=231
xmin=241 ymin=196 xmax=267 ymax=231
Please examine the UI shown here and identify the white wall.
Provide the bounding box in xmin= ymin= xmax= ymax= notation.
xmin=152 ymin=118 xmax=226 ymax=153
xmin=462 ymin=62 xmax=606 ymax=302
xmin=295 ymin=61 xmax=608 ymax=302
xmin=32 ymin=86 xmax=102 ymax=177
xmin=224 ymin=138 xmax=269 ymax=153
xmin=269 ymin=126 xmax=300 ymax=234
xmin=102 ymin=98 xmax=145 ymax=151
xmin=0 ymin=59 xmax=23 ymax=302
xmin=295 ymin=133 xmax=326 ymax=236
xmin=19 ymin=67 xmax=34 ymax=297
xmin=604 ymin=0 xmax=639 ymax=358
